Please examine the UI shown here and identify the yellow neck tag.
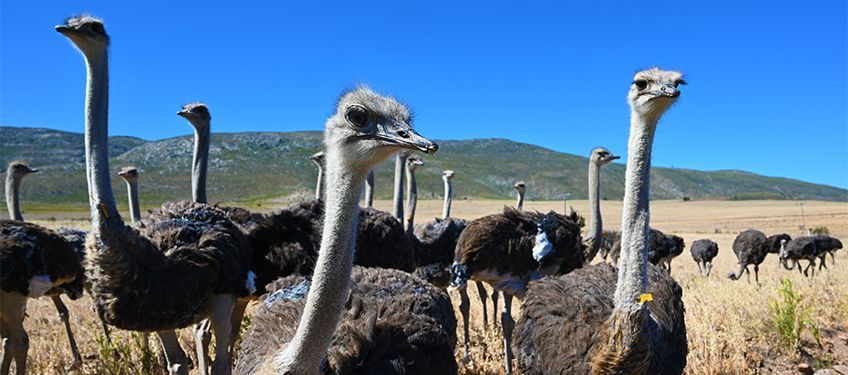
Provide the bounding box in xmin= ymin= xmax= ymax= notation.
xmin=639 ymin=293 xmax=653 ymax=303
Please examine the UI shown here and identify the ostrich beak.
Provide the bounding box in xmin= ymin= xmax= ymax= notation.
xmin=610 ymin=155 xmax=621 ymax=160
xmin=28 ymin=168 xmax=39 ymax=174
xmin=369 ymin=122 xmax=439 ymax=154
xmin=55 ymin=25 xmax=74 ymax=35
xmin=177 ymin=110 xmax=192 ymax=119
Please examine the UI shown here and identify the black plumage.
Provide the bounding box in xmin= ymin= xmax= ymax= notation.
xmin=689 ymin=239 xmax=719 ymax=277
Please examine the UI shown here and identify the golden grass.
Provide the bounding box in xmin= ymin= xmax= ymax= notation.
xmin=9 ymin=199 xmax=848 ymax=374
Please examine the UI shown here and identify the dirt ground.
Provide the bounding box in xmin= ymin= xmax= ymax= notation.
xmin=8 ymin=199 xmax=848 ymax=374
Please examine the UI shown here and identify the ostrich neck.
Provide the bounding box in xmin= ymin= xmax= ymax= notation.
xmin=275 ymin=149 xmax=364 ymax=373
xmin=83 ymin=53 xmax=122 ymax=233
xmin=125 ymin=180 xmax=141 ymax=223
xmin=191 ymin=125 xmax=209 ymax=204
xmin=516 ymin=190 xmax=525 ymax=211
xmin=586 ymin=161 xmax=603 ymax=258
xmin=613 ymin=110 xmax=657 ymax=314
xmin=5 ymin=176 xmax=22 ymax=221
xmin=441 ymin=178 xmax=453 ymax=219
xmin=405 ymin=167 xmax=417 ymax=234
xmin=392 ymin=153 xmax=406 ymax=219
xmin=364 ymin=170 xmax=374 ymax=208
xmin=314 ymin=164 xmax=324 ymax=201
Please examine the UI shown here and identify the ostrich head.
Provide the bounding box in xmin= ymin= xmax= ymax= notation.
xmin=324 ymin=87 xmax=437 ymax=172
xmin=513 ymin=181 xmax=526 ymax=194
xmin=590 ymin=147 xmax=620 ymax=167
xmin=177 ymin=102 xmax=211 ymax=130
xmin=442 ymin=170 xmax=455 ymax=181
xmin=117 ymin=166 xmax=139 ymax=182
xmin=628 ymin=68 xmax=685 ymax=122
xmin=406 ymin=156 xmax=424 ymax=171
xmin=310 ymin=151 xmax=325 ymax=167
xmin=55 ymin=15 xmax=109 ymax=56
xmin=6 ymin=161 xmax=39 ymax=180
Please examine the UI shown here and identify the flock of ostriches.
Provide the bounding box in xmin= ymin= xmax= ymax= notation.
xmin=0 ymin=15 xmax=843 ymax=375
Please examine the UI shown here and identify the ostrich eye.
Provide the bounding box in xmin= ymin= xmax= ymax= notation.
xmin=634 ymin=80 xmax=648 ymax=90
xmin=345 ymin=105 xmax=369 ymax=128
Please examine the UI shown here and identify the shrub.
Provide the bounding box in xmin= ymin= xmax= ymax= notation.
xmin=769 ymin=279 xmax=820 ymax=350
xmin=811 ymin=226 xmax=829 ymax=235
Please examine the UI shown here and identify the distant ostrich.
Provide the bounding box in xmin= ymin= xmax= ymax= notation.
xmin=599 ymin=229 xmax=621 ymax=262
xmin=690 ymin=239 xmax=719 ymax=277
xmin=233 ymin=86 xmax=454 ymax=374
xmin=581 ymin=147 xmax=620 ymax=263
xmin=57 ymin=16 xmax=253 ymax=375
xmin=404 ymin=156 xmax=424 ymax=233
xmin=311 ymin=151 xmax=325 ymax=200
xmin=118 ymin=166 xmax=141 ymax=222
xmin=450 ymin=206 xmax=584 ymax=372
xmin=1 ymin=161 xmax=84 ymax=374
xmin=650 ymin=233 xmax=685 ymax=275
xmin=780 ymin=235 xmax=843 ymax=276
xmin=727 ymin=229 xmax=790 ymax=283
xmin=513 ymin=67 xmax=688 ymax=375
xmin=412 ymin=170 xmax=467 ymax=289
xmin=513 ymin=181 xmax=526 ymax=210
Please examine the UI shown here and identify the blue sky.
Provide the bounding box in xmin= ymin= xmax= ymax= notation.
xmin=2 ymin=1 xmax=846 ymax=189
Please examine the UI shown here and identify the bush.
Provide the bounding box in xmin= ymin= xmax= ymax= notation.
xmin=811 ymin=226 xmax=829 ymax=235
xmin=769 ymin=279 xmax=821 ymax=350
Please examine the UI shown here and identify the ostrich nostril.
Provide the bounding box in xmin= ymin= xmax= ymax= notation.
xmin=397 ymin=130 xmax=409 ymax=138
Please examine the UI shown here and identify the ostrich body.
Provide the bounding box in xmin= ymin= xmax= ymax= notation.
xmin=689 ymin=239 xmax=719 ymax=277
xmin=582 ymin=147 xmax=620 ymax=263
xmin=412 ymin=170 xmax=467 ymax=289
xmin=57 ymin=16 xmax=253 ymax=374
xmin=450 ymin=206 xmax=584 ymax=373
xmin=1 ymin=161 xmax=85 ymax=375
xmin=780 ymin=235 xmax=843 ymax=276
xmin=599 ymin=230 xmax=621 ymax=262
xmin=513 ymin=68 xmax=688 ymax=375
xmin=607 ymin=228 xmax=683 ymax=272
xmin=727 ymin=229 xmax=790 ymax=283
xmin=234 ymin=87 xmax=449 ymax=374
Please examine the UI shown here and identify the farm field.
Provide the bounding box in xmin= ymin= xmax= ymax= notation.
xmin=11 ymin=199 xmax=848 ymax=374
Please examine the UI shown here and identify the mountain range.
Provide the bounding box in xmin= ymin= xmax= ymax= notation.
xmin=1 ymin=126 xmax=845 ymax=206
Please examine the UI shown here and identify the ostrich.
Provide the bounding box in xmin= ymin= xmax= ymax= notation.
xmin=780 ymin=235 xmax=843 ymax=276
xmin=412 ymin=170 xmax=467 ymax=289
xmin=513 ymin=181 xmax=526 ymax=211
xmin=690 ymin=239 xmax=719 ymax=277
xmin=599 ymin=230 xmax=621 ymax=262
xmin=404 ymin=156 xmax=424 ymax=233
xmin=513 ymin=67 xmax=688 ymax=375
xmin=118 ymin=166 xmax=141 ymax=222
xmin=311 ymin=151 xmax=325 ymax=200
xmin=233 ymin=86 xmax=454 ymax=375
xmin=57 ymin=15 xmax=253 ymax=374
xmin=581 ymin=147 xmax=620 ymax=263
xmin=450 ymin=206 xmax=584 ymax=372
xmin=727 ymin=230 xmax=790 ymax=283
xmin=1 ymin=161 xmax=85 ymax=374
xmin=650 ymin=233 xmax=685 ymax=275
xmin=364 ymin=170 xmax=375 ymax=208
xmin=392 ymin=152 xmax=408 ymax=219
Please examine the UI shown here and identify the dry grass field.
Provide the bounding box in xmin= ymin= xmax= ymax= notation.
xmin=9 ymin=199 xmax=848 ymax=374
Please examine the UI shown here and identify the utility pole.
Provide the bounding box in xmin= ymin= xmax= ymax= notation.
xmin=562 ymin=192 xmax=571 ymax=213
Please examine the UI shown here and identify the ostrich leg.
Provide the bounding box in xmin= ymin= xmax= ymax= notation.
xmin=501 ymin=294 xmax=514 ymax=375
xmin=458 ymin=286 xmax=471 ymax=361
xmin=51 ymin=296 xmax=82 ymax=370
xmin=156 ymin=331 xmax=189 ymax=375
xmin=753 ymin=264 xmax=760 ymax=284
xmin=194 ymin=319 xmax=212 ymax=375
xmin=474 ymin=281 xmax=489 ymax=329
xmin=0 ymin=292 xmax=28 ymax=375
xmin=208 ymin=294 xmax=235 ymax=375
xmin=491 ymin=290 xmax=500 ymax=329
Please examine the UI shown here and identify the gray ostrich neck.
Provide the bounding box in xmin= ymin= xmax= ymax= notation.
xmin=586 ymin=161 xmax=603 ymax=258
xmin=125 ymin=179 xmax=140 ymax=223
xmin=405 ymin=166 xmax=417 ymax=234
xmin=516 ymin=190 xmax=525 ymax=211
xmin=276 ymin=149 xmax=364 ymax=373
xmin=314 ymin=164 xmax=324 ymax=201
xmin=364 ymin=171 xmax=374 ymax=207
xmin=392 ymin=153 xmax=406 ymax=219
xmin=191 ymin=124 xmax=209 ymax=204
xmin=441 ymin=178 xmax=453 ymax=219
xmin=5 ymin=175 xmax=22 ymax=221
xmin=613 ymin=110 xmax=657 ymax=315
xmin=83 ymin=52 xmax=122 ymax=232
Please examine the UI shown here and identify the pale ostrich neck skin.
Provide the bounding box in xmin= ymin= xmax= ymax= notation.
xmin=515 ymin=185 xmax=525 ymax=211
xmin=441 ymin=172 xmax=454 ymax=219
xmin=392 ymin=153 xmax=407 ymax=219
xmin=313 ymin=161 xmax=324 ymax=200
xmin=364 ymin=171 xmax=375 ymax=208
xmin=587 ymin=160 xmax=603 ymax=253
xmin=5 ymin=171 xmax=24 ymax=221
xmin=121 ymin=175 xmax=140 ymax=223
xmin=191 ymin=120 xmax=210 ymax=204
xmin=404 ymin=159 xmax=421 ymax=233
xmin=275 ymin=148 xmax=365 ymax=373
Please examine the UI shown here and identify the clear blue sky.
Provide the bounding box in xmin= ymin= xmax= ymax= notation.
xmin=2 ymin=1 xmax=846 ymax=189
